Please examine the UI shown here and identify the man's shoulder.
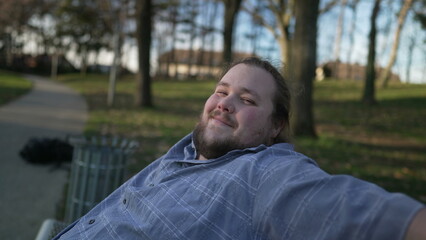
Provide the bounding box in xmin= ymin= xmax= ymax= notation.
xmin=231 ymin=143 xmax=321 ymax=182
xmin=251 ymin=143 xmax=318 ymax=168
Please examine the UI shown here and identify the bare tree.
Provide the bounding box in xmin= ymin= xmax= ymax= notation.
xmin=333 ymin=0 xmax=348 ymax=62
xmin=379 ymin=0 xmax=413 ymax=88
xmin=168 ymin=1 xmax=180 ymax=79
xmin=244 ymin=0 xmax=262 ymax=56
xmin=0 ymin=0 xmax=43 ymax=67
xmin=362 ymin=0 xmax=381 ymax=105
xmin=222 ymin=0 xmax=243 ymax=63
xmin=197 ymin=0 xmax=217 ymax=77
xmin=405 ymin=32 xmax=416 ymax=83
xmin=98 ymin=0 xmax=129 ymax=107
xmin=207 ymin=1 xmax=220 ymax=76
xmin=244 ymin=0 xmax=294 ymax=77
xmin=244 ymin=0 xmax=339 ymax=80
xmin=345 ymin=0 xmax=360 ymax=79
xmin=291 ymin=0 xmax=319 ymax=137
xmin=135 ymin=0 xmax=153 ymax=107
xmin=332 ymin=0 xmax=349 ymax=80
xmin=54 ymin=0 xmax=113 ymax=76
xmin=378 ymin=0 xmax=395 ymax=61
xmin=181 ymin=0 xmax=199 ymax=78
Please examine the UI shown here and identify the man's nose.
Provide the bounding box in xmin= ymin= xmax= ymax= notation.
xmin=217 ymin=96 xmax=235 ymax=113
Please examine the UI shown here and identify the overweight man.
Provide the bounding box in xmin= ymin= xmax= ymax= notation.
xmin=54 ymin=57 xmax=425 ymax=239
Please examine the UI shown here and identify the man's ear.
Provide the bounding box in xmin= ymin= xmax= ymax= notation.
xmin=271 ymin=119 xmax=285 ymax=139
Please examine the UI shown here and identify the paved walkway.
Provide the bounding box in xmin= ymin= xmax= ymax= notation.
xmin=0 ymin=75 xmax=87 ymax=240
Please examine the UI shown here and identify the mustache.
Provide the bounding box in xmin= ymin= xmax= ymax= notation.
xmin=208 ymin=110 xmax=237 ymax=127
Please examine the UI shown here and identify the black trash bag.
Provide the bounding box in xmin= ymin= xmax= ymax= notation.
xmin=19 ymin=137 xmax=73 ymax=165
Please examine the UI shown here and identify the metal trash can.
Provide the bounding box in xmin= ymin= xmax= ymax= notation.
xmin=64 ymin=136 xmax=138 ymax=223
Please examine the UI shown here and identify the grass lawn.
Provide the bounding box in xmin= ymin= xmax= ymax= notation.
xmin=57 ymin=74 xmax=426 ymax=203
xmin=0 ymin=70 xmax=32 ymax=105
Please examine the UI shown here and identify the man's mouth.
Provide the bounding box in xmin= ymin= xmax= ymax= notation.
xmin=208 ymin=111 xmax=235 ymax=128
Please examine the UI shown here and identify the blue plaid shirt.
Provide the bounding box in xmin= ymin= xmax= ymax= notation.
xmin=55 ymin=133 xmax=423 ymax=239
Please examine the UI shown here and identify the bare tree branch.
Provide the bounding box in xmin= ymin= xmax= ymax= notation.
xmin=319 ymin=0 xmax=340 ymax=14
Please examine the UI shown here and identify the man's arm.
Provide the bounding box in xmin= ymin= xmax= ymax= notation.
xmin=405 ymin=207 xmax=426 ymax=240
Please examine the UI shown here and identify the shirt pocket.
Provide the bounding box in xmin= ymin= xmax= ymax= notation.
xmin=124 ymin=179 xmax=223 ymax=239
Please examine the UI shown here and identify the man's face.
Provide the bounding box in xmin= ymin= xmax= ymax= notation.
xmin=194 ymin=63 xmax=281 ymax=160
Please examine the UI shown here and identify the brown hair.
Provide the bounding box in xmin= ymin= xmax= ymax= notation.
xmin=219 ymin=57 xmax=292 ymax=143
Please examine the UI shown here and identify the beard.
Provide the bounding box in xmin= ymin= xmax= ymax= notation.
xmin=193 ymin=112 xmax=247 ymax=159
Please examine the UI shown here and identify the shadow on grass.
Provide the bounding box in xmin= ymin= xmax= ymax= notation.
xmin=315 ymin=96 xmax=426 ymax=141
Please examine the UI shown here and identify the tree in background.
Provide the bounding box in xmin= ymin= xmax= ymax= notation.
xmin=291 ymin=0 xmax=320 ymax=137
xmin=135 ymin=0 xmax=152 ymax=107
xmin=244 ymin=0 xmax=262 ymax=56
xmin=408 ymin=0 xmax=426 ymax=82
xmin=181 ymin=0 xmax=200 ymax=78
xmin=244 ymin=0 xmax=337 ymax=138
xmin=222 ymin=0 xmax=243 ymax=63
xmin=379 ymin=0 xmax=413 ymax=88
xmin=197 ymin=0 xmax=219 ymax=77
xmin=332 ymin=0 xmax=348 ymax=62
xmin=0 ymin=0 xmax=45 ymax=67
xmin=345 ymin=0 xmax=361 ymax=79
xmin=97 ymin=0 xmax=130 ymax=107
xmin=155 ymin=0 xmax=180 ymax=79
xmin=244 ymin=0 xmax=294 ymax=79
xmin=362 ymin=0 xmax=381 ymax=105
xmin=54 ymin=0 xmax=112 ymax=75
xmin=405 ymin=32 xmax=416 ymax=84
xmin=244 ymin=0 xmax=338 ymax=79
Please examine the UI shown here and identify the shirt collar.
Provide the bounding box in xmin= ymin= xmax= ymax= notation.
xmin=165 ymin=132 xmax=293 ymax=164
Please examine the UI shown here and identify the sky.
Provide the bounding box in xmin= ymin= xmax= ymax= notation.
xmin=25 ymin=0 xmax=424 ymax=84
xmin=232 ymin=0 xmax=425 ymax=83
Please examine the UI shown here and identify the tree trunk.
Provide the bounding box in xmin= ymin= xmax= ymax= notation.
xmin=168 ymin=5 xmax=178 ymax=79
xmin=80 ymin=48 xmax=88 ymax=76
xmin=51 ymin=53 xmax=58 ymax=80
xmin=135 ymin=0 xmax=153 ymax=107
xmin=362 ymin=0 xmax=381 ymax=105
xmin=405 ymin=35 xmax=415 ymax=84
xmin=269 ymin=0 xmax=294 ymax=80
xmin=5 ymin=33 xmax=13 ymax=67
xmin=346 ymin=0 xmax=360 ymax=79
xmin=380 ymin=0 xmax=413 ymax=88
xmin=378 ymin=0 xmax=394 ymax=61
xmin=278 ymin=35 xmax=293 ymax=81
xmin=333 ymin=0 xmax=348 ymax=62
xmin=291 ymin=0 xmax=319 ymax=138
xmin=108 ymin=22 xmax=122 ymax=107
xmin=222 ymin=0 xmax=242 ymax=63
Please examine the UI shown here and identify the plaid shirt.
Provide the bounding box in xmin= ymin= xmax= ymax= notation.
xmin=55 ymin=133 xmax=423 ymax=240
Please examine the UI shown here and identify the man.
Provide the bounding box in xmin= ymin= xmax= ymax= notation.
xmin=54 ymin=57 xmax=425 ymax=239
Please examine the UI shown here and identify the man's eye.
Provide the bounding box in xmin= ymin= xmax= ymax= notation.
xmin=242 ymin=98 xmax=255 ymax=105
xmin=216 ymin=91 xmax=227 ymax=96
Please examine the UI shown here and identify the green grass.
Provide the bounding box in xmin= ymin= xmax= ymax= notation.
xmin=57 ymin=74 xmax=426 ymax=203
xmin=0 ymin=70 xmax=32 ymax=105
xmin=297 ymin=79 xmax=426 ymax=202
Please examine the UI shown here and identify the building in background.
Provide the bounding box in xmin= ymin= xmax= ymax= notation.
xmin=316 ymin=61 xmax=400 ymax=82
xmin=157 ymin=49 xmax=254 ymax=80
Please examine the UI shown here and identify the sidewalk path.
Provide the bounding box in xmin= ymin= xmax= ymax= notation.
xmin=0 ymin=75 xmax=87 ymax=240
